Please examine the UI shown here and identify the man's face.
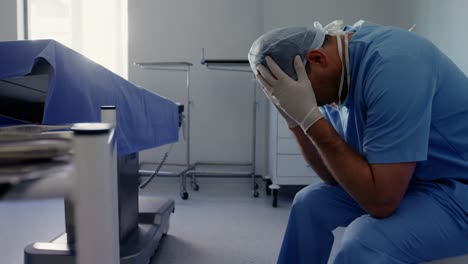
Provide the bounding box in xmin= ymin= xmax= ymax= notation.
xmin=305 ymin=61 xmax=341 ymax=106
xmin=304 ymin=34 xmax=353 ymax=106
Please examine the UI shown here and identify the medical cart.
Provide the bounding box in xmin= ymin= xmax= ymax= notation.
xmin=133 ymin=61 xmax=196 ymax=200
xmin=187 ymin=49 xmax=260 ymax=198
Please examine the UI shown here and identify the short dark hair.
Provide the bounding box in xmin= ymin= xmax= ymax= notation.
xmin=322 ymin=35 xmax=332 ymax=47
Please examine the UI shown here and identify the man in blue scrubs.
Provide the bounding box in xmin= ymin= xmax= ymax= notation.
xmin=249 ymin=21 xmax=468 ymax=263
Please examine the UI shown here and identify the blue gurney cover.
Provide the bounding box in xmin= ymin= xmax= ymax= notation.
xmin=0 ymin=40 xmax=179 ymax=155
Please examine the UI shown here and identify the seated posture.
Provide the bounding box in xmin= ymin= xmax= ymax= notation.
xmin=249 ymin=21 xmax=468 ymax=263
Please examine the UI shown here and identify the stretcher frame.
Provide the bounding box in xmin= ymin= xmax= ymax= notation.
xmin=133 ymin=61 xmax=195 ymax=199
xmin=186 ymin=49 xmax=260 ymax=198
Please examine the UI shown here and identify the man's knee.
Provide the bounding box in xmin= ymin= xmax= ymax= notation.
xmin=334 ymin=237 xmax=382 ymax=264
xmin=334 ymin=225 xmax=388 ymax=264
xmin=292 ymin=183 xmax=329 ymax=214
xmin=334 ymin=216 xmax=398 ymax=264
xmin=290 ymin=183 xmax=342 ymax=226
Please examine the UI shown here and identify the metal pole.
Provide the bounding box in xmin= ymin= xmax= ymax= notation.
xmin=71 ymin=123 xmax=119 ymax=264
xmin=100 ymin=106 xmax=119 ymax=235
xmin=186 ymin=66 xmax=191 ymax=167
xmin=251 ymin=78 xmax=258 ymax=195
xmin=192 ymin=58 xmax=261 ymax=195
xmin=133 ymin=62 xmax=193 ymax=198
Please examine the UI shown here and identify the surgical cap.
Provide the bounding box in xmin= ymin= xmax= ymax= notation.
xmin=248 ymin=23 xmax=326 ymax=80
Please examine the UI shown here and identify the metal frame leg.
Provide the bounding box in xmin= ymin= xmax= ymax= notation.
xmin=133 ymin=62 xmax=193 ymax=200
xmin=251 ymin=79 xmax=259 ymax=198
xmin=180 ymin=170 xmax=189 ymax=200
xmin=190 ymin=172 xmax=199 ymax=191
xmin=181 ymin=66 xmax=193 ymax=197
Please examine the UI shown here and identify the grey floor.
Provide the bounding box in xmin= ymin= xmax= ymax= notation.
xmin=0 ymin=177 xmax=301 ymax=264
xmin=0 ymin=198 xmax=65 ymax=264
xmin=145 ymin=178 xmax=298 ymax=264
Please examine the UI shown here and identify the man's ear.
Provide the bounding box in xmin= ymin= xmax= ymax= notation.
xmin=306 ymin=50 xmax=327 ymax=68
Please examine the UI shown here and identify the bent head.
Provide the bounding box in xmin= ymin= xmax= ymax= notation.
xmin=248 ymin=24 xmax=345 ymax=106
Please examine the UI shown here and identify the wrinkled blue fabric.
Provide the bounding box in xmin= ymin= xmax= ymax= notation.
xmin=0 ymin=40 xmax=179 ymax=155
xmin=278 ymin=183 xmax=468 ymax=264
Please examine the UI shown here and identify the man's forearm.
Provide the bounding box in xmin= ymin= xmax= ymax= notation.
xmin=305 ymin=118 xmax=389 ymax=211
xmin=290 ymin=126 xmax=338 ymax=185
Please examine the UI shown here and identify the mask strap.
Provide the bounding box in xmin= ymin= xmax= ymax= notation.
xmin=344 ymin=33 xmax=351 ymax=91
xmin=336 ymin=34 xmax=345 ymax=104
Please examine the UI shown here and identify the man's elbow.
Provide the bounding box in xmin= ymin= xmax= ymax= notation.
xmin=366 ymin=202 xmax=399 ymax=219
xmin=321 ymin=175 xmax=338 ymax=186
xmin=323 ymin=179 xmax=338 ymax=186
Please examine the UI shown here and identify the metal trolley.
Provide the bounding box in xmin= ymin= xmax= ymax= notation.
xmin=134 ymin=53 xmax=261 ymax=199
xmin=183 ymin=49 xmax=260 ymax=198
xmin=133 ymin=61 xmax=196 ymax=200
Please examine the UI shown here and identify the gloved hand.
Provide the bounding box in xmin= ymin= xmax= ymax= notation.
xmin=276 ymin=104 xmax=299 ymax=128
xmin=260 ymin=86 xmax=298 ymax=128
xmin=256 ymin=56 xmax=323 ymax=131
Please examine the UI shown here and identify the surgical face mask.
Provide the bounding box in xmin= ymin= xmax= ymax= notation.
xmin=324 ymin=20 xmax=351 ymax=107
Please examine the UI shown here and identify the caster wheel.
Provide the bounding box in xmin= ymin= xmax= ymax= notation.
xmin=265 ymin=179 xmax=273 ymax=195
xmin=253 ymin=190 xmax=259 ymax=198
xmin=181 ymin=192 xmax=189 ymax=200
xmin=272 ymin=189 xmax=278 ymax=208
xmin=191 ymin=183 xmax=200 ymax=191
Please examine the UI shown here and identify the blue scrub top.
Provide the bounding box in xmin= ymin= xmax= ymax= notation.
xmin=320 ymin=22 xmax=468 ymax=213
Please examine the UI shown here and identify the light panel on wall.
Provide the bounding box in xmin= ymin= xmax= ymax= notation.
xmin=26 ymin=0 xmax=128 ymax=79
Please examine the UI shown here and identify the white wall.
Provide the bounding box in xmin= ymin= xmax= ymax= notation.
xmin=128 ymin=0 xmax=268 ymax=174
xmin=406 ymin=0 xmax=468 ymax=74
xmin=0 ymin=0 xmax=17 ymax=41
xmin=262 ymin=0 xmax=413 ymax=31
xmin=262 ymin=0 xmax=468 ymax=75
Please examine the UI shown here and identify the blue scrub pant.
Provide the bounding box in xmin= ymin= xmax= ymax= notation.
xmin=278 ymin=182 xmax=468 ymax=264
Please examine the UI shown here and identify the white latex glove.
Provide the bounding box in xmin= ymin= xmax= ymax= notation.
xmin=276 ymin=103 xmax=299 ymax=129
xmin=256 ymin=56 xmax=323 ymax=131
xmin=260 ymin=86 xmax=298 ymax=128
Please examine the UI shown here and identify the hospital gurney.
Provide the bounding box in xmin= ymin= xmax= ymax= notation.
xmin=0 ymin=40 xmax=181 ymax=263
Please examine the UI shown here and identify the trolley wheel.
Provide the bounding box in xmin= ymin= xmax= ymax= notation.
xmin=265 ymin=179 xmax=273 ymax=195
xmin=254 ymin=182 xmax=259 ymax=190
xmin=253 ymin=190 xmax=259 ymax=198
xmin=272 ymin=189 xmax=278 ymax=208
xmin=191 ymin=183 xmax=200 ymax=191
xmin=181 ymin=192 xmax=189 ymax=200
